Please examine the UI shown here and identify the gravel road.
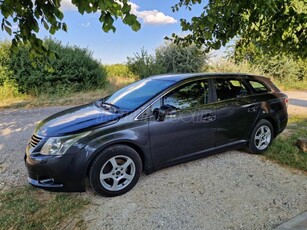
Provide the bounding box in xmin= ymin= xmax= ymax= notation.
xmin=0 ymin=91 xmax=306 ymax=229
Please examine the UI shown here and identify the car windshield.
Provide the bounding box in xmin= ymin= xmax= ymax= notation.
xmin=103 ymin=78 xmax=176 ymax=111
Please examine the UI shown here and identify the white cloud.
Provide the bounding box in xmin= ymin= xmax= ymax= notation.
xmin=81 ymin=22 xmax=90 ymax=28
xmin=130 ymin=2 xmax=177 ymax=25
xmin=61 ymin=0 xmax=77 ymax=11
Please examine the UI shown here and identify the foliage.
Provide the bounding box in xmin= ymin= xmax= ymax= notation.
xmin=0 ymin=41 xmax=21 ymax=99
xmin=234 ymin=39 xmax=307 ymax=83
xmin=4 ymin=39 xmax=107 ymax=95
xmin=0 ymin=0 xmax=140 ymax=55
xmin=127 ymin=43 xmax=208 ymax=79
xmin=208 ymin=58 xmax=307 ymax=90
xmin=155 ymin=43 xmax=207 ymax=74
xmin=208 ymin=59 xmax=264 ymax=75
xmin=0 ymin=186 xmax=89 ymax=229
xmin=127 ymin=48 xmax=160 ymax=79
xmin=105 ymin=64 xmax=136 ymax=78
xmin=170 ymin=0 xmax=306 ymax=58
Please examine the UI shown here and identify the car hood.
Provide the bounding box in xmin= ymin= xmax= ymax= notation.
xmin=35 ymin=103 xmax=122 ymax=136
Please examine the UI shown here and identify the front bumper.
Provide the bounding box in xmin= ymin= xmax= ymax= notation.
xmin=25 ymin=146 xmax=86 ymax=192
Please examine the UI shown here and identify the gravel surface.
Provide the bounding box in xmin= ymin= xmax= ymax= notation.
xmin=0 ymin=106 xmax=70 ymax=190
xmin=0 ymin=91 xmax=306 ymax=229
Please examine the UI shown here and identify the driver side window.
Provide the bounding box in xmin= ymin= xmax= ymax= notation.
xmin=163 ymin=80 xmax=209 ymax=110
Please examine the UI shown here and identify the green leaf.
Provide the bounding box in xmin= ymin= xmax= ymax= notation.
xmin=4 ymin=26 xmax=12 ymax=35
xmin=43 ymin=21 xmax=49 ymax=30
xmin=131 ymin=21 xmax=141 ymax=31
xmin=122 ymin=4 xmax=131 ymax=14
xmin=5 ymin=20 xmax=12 ymax=27
xmin=123 ymin=14 xmax=137 ymax=26
xmin=207 ymin=16 xmax=213 ymax=23
xmin=62 ymin=23 xmax=68 ymax=32
xmin=50 ymin=26 xmax=56 ymax=35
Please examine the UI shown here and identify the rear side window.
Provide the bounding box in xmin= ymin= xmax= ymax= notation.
xmin=214 ymin=78 xmax=250 ymax=101
xmin=248 ymin=81 xmax=268 ymax=93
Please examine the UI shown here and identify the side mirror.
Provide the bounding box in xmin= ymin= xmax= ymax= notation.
xmin=154 ymin=105 xmax=177 ymax=122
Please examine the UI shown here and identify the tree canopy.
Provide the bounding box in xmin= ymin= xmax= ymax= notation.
xmin=0 ymin=0 xmax=306 ymax=57
xmin=0 ymin=0 xmax=140 ymax=53
xmin=170 ymin=0 xmax=306 ymax=57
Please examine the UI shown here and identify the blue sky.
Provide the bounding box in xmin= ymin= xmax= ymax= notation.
xmin=0 ymin=0 xmax=227 ymax=64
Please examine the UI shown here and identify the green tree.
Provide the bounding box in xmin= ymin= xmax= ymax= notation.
xmin=127 ymin=43 xmax=207 ymax=79
xmin=170 ymin=0 xmax=306 ymax=58
xmin=1 ymin=0 xmax=306 ymax=59
xmin=155 ymin=43 xmax=207 ymax=74
xmin=127 ymin=48 xmax=159 ymax=79
xmin=0 ymin=0 xmax=140 ymax=53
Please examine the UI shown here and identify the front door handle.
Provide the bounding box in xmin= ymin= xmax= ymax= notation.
xmin=248 ymin=106 xmax=259 ymax=113
xmin=202 ymin=113 xmax=216 ymax=122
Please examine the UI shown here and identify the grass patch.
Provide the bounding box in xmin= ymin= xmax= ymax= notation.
xmin=265 ymin=117 xmax=307 ymax=172
xmin=0 ymin=75 xmax=137 ymax=109
xmin=275 ymin=80 xmax=307 ymax=91
xmin=0 ymin=186 xmax=90 ymax=230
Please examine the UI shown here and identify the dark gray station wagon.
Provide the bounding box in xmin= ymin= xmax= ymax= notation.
xmin=25 ymin=73 xmax=288 ymax=196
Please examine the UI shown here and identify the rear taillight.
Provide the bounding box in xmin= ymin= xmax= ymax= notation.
xmin=285 ymin=98 xmax=289 ymax=107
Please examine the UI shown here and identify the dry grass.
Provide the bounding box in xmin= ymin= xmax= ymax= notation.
xmin=0 ymin=76 xmax=137 ymax=109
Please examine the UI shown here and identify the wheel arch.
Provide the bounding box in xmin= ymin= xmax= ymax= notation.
xmin=86 ymin=141 xmax=147 ymax=176
xmin=260 ymin=116 xmax=277 ymax=137
xmin=248 ymin=116 xmax=278 ymax=142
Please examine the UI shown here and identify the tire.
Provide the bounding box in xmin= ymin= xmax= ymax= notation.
xmin=248 ymin=119 xmax=274 ymax=154
xmin=89 ymin=145 xmax=142 ymax=197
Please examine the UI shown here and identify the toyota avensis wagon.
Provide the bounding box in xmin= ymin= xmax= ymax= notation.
xmin=25 ymin=73 xmax=288 ymax=196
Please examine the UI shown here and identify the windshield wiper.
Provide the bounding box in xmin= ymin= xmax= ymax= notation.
xmin=100 ymin=102 xmax=121 ymax=113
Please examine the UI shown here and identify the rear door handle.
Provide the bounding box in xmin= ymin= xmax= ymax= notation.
xmin=202 ymin=113 xmax=216 ymax=122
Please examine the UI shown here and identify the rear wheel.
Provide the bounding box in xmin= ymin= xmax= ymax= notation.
xmin=89 ymin=145 xmax=142 ymax=197
xmin=248 ymin=119 xmax=274 ymax=154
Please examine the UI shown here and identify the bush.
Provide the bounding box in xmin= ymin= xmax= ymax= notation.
xmin=127 ymin=43 xmax=208 ymax=79
xmin=262 ymin=56 xmax=306 ymax=83
xmin=105 ymin=64 xmax=135 ymax=78
xmin=6 ymin=39 xmax=107 ymax=96
xmin=155 ymin=43 xmax=207 ymax=74
xmin=234 ymin=40 xmax=307 ymax=83
xmin=127 ymin=48 xmax=160 ymax=79
xmin=0 ymin=41 xmax=22 ymax=99
xmin=208 ymin=59 xmax=265 ymax=75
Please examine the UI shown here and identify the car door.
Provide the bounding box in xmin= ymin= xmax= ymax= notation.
xmin=213 ymin=77 xmax=260 ymax=147
xmin=148 ymin=78 xmax=216 ymax=168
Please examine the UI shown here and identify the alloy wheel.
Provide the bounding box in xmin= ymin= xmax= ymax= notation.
xmin=254 ymin=125 xmax=272 ymax=151
xmin=99 ymin=155 xmax=136 ymax=191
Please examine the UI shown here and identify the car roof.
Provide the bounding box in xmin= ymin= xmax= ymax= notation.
xmin=147 ymin=73 xmax=267 ymax=82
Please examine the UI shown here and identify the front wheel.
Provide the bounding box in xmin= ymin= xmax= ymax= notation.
xmin=89 ymin=145 xmax=142 ymax=197
xmin=248 ymin=120 xmax=274 ymax=154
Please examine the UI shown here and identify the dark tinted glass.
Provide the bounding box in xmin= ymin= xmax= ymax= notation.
xmin=163 ymin=80 xmax=209 ymax=110
xmin=214 ymin=78 xmax=250 ymax=101
xmin=105 ymin=79 xmax=175 ymax=110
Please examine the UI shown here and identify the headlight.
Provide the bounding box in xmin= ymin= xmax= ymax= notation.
xmin=40 ymin=131 xmax=90 ymax=156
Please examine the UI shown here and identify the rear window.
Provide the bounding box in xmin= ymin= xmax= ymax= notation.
xmin=214 ymin=78 xmax=251 ymax=101
xmin=248 ymin=81 xmax=268 ymax=93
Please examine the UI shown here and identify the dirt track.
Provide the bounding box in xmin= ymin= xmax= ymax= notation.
xmin=286 ymin=91 xmax=307 ymax=117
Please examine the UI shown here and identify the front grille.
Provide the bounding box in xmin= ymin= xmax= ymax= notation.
xmin=29 ymin=135 xmax=42 ymax=148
